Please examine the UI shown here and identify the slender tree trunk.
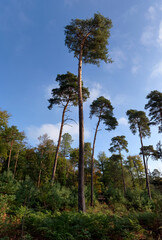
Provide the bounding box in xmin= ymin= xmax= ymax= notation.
xmin=91 ymin=117 xmax=101 ymax=206
xmin=13 ymin=150 xmax=19 ymax=179
xmin=38 ymin=160 xmax=42 ymax=188
xmin=133 ymin=160 xmax=140 ymax=185
xmin=8 ymin=140 xmax=14 ymax=171
xmin=78 ymin=46 xmax=86 ymax=212
xmin=130 ymin=169 xmax=135 ymax=187
xmin=139 ymin=127 xmax=152 ymax=199
xmin=51 ymin=100 xmax=69 ymax=183
xmin=119 ymin=151 xmax=126 ymax=195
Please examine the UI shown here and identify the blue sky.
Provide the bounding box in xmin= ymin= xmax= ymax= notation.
xmin=0 ymin=0 xmax=162 ymax=172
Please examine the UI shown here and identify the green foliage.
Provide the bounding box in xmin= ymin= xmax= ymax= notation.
xmin=90 ymin=96 xmax=118 ymax=131
xmin=60 ymin=133 xmax=73 ymax=158
xmin=65 ymin=13 xmax=112 ymax=65
xmin=145 ymin=90 xmax=162 ymax=133
xmin=103 ymin=186 xmax=125 ymax=204
xmin=38 ymin=183 xmax=77 ymax=211
xmin=48 ymin=72 xmax=89 ymax=108
xmin=0 ymin=109 xmax=10 ymax=131
xmin=126 ymin=109 xmax=151 ymax=138
xmin=0 ymin=171 xmax=20 ymax=195
xmin=24 ymin=211 xmax=144 ymax=240
xmin=109 ymin=135 xmax=128 ymax=154
xmin=125 ymin=188 xmax=153 ymax=211
xmin=15 ymin=176 xmax=38 ymax=208
xmin=85 ymin=185 xmax=98 ymax=206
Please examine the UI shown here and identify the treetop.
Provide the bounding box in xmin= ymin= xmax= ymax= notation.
xmin=65 ymin=13 xmax=112 ymax=66
xmin=90 ymin=96 xmax=118 ymax=131
xmin=126 ymin=109 xmax=151 ymax=138
xmin=48 ymin=71 xmax=89 ymax=109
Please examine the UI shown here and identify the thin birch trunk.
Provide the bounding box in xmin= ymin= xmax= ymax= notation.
xmin=13 ymin=150 xmax=19 ymax=179
xmin=138 ymin=126 xmax=152 ymax=199
xmin=91 ymin=117 xmax=101 ymax=206
xmin=51 ymin=100 xmax=69 ymax=183
xmin=38 ymin=160 xmax=42 ymax=188
xmin=8 ymin=140 xmax=14 ymax=171
xmin=119 ymin=149 xmax=126 ymax=195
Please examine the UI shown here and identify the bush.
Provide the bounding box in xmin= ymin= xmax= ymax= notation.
xmin=25 ymin=211 xmax=145 ymax=240
xmin=0 ymin=171 xmax=20 ymax=195
xmin=103 ymin=186 xmax=125 ymax=204
xmin=38 ymin=183 xmax=77 ymax=211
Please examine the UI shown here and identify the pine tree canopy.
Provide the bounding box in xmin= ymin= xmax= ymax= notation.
xmin=126 ymin=109 xmax=151 ymax=138
xmin=145 ymin=90 xmax=162 ymax=133
xmin=65 ymin=13 xmax=112 ymax=65
xmin=48 ymin=71 xmax=89 ymax=109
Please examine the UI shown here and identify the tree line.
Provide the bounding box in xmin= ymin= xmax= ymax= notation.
xmin=0 ymin=13 xmax=162 ymax=214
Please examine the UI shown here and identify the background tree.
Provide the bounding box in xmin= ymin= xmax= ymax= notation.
xmin=109 ymin=135 xmax=128 ymax=194
xmin=0 ymin=110 xmax=10 ymax=168
xmin=84 ymin=142 xmax=92 ymax=185
xmin=156 ymin=141 xmax=162 ymax=160
xmin=97 ymin=151 xmax=109 ymax=188
xmin=37 ymin=134 xmax=54 ymax=187
xmin=48 ymin=72 xmax=89 ymax=183
xmin=1 ymin=126 xmax=25 ymax=171
xmin=125 ymin=155 xmax=145 ymax=187
xmin=145 ymin=90 xmax=162 ymax=133
xmin=13 ymin=139 xmax=26 ymax=179
xmin=60 ymin=133 xmax=73 ymax=158
xmin=0 ymin=109 xmax=10 ymax=131
xmin=90 ymin=96 xmax=117 ymax=206
xmin=126 ymin=109 xmax=151 ymax=199
xmin=65 ymin=13 xmax=112 ymax=212
xmin=104 ymin=154 xmax=124 ymax=189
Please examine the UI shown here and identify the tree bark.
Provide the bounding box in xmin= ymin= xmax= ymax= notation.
xmin=8 ymin=140 xmax=14 ymax=171
xmin=91 ymin=117 xmax=101 ymax=206
xmin=138 ymin=126 xmax=152 ymax=200
xmin=38 ymin=160 xmax=42 ymax=188
xmin=119 ymin=149 xmax=126 ymax=195
xmin=13 ymin=150 xmax=19 ymax=179
xmin=51 ymin=100 xmax=69 ymax=183
xmin=78 ymin=45 xmax=86 ymax=212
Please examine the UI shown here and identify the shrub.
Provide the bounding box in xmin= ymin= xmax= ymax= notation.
xmin=38 ymin=183 xmax=77 ymax=211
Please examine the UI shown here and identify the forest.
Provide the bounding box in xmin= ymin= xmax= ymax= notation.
xmin=0 ymin=12 xmax=162 ymax=240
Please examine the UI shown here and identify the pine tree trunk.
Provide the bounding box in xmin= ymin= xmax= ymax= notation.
xmin=139 ymin=127 xmax=152 ymax=200
xmin=13 ymin=150 xmax=19 ymax=179
xmin=8 ymin=140 xmax=14 ymax=171
xmin=51 ymin=100 xmax=69 ymax=183
xmin=78 ymin=46 xmax=86 ymax=212
xmin=91 ymin=117 xmax=101 ymax=206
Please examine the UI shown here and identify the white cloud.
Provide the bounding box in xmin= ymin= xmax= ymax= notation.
xmin=27 ymin=122 xmax=90 ymax=145
xmin=89 ymin=83 xmax=102 ymax=102
xmin=146 ymin=61 xmax=162 ymax=91
xmin=86 ymin=82 xmax=110 ymax=104
xmin=141 ymin=26 xmax=155 ymax=46
xmin=86 ymin=82 xmax=128 ymax=107
xmin=131 ymin=65 xmax=139 ymax=74
xmin=142 ymin=3 xmax=162 ymax=48
xmin=157 ymin=21 xmax=162 ymax=47
xmin=112 ymin=94 xmax=128 ymax=106
xmin=146 ymin=6 xmax=156 ymax=20
xmin=131 ymin=56 xmax=141 ymax=74
xmin=44 ymin=83 xmax=58 ymax=99
xmin=118 ymin=117 xmax=128 ymax=126
xmin=64 ymin=0 xmax=78 ymax=7
xmin=104 ymin=48 xmax=126 ymax=71
xmin=151 ymin=61 xmax=162 ymax=78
